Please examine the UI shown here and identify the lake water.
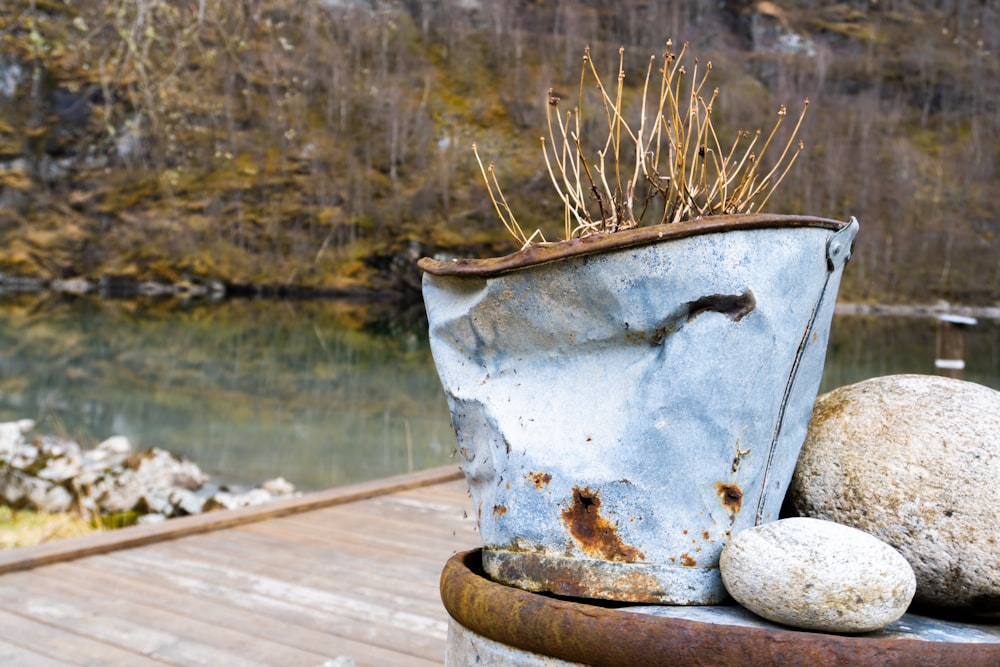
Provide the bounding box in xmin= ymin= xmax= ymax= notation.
xmin=0 ymin=295 xmax=997 ymax=492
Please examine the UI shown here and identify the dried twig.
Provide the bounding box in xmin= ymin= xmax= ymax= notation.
xmin=476 ymin=41 xmax=809 ymax=244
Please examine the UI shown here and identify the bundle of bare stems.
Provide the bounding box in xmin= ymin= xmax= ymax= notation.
xmin=473 ymin=40 xmax=809 ymax=248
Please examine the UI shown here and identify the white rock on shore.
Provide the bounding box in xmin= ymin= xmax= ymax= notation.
xmin=720 ymin=517 xmax=916 ymax=633
xmin=0 ymin=421 xmax=298 ymax=519
xmin=0 ymin=419 xmax=35 ymax=458
xmin=786 ymin=374 xmax=1000 ymax=613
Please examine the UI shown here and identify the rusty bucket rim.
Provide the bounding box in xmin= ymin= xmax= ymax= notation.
xmin=418 ymin=213 xmax=847 ymax=278
xmin=440 ymin=548 xmax=1000 ymax=667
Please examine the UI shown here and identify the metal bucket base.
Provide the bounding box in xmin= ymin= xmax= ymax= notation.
xmin=483 ymin=548 xmax=727 ymax=605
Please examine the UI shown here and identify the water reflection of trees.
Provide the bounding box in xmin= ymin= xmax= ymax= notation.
xmin=0 ymin=296 xmax=997 ymax=487
xmin=1 ymin=1 xmax=997 ymax=302
xmin=0 ymin=296 xmax=454 ymax=489
xmin=822 ymin=315 xmax=1000 ymax=392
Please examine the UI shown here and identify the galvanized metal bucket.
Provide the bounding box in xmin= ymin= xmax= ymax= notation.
xmin=419 ymin=214 xmax=859 ymax=605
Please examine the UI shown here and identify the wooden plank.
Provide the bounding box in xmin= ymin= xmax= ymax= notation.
xmin=265 ymin=508 xmax=479 ymax=560
xmin=231 ymin=524 xmax=456 ymax=582
xmin=351 ymin=494 xmax=478 ymax=531
xmin=0 ymin=571 xmax=326 ymax=667
xmin=94 ymin=549 xmax=450 ymax=663
xmin=369 ymin=481 xmax=471 ymax=509
xmin=152 ymin=534 xmax=449 ymax=616
xmin=233 ymin=516 xmax=462 ymax=564
xmin=335 ymin=497 xmax=474 ymax=528
xmin=0 ymin=638 xmax=75 ymax=667
xmin=229 ymin=510 xmax=478 ymax=564
xmin=112 ymin=547 xmax=449 ymax=639
xmin=140 ymin=537 xmax=447 ymax=620
xmin=0 ymin=608 xmax=165 ymax=667
xmin=0 ymin=474 xmax=479 ymax=665
xmin=43 ymin=561 xmax=441 ymax=667
xmin=0 ymin=465 xmax=464 ymax=575
xmin=262 ymin=516 xmax=474 ymax=563
xmin=342 ymin=497 xmax=479 ymax=538
xmin=168 ymin=523 xmax=468 ymax=597
xmin=270 ymin=495 xmax=476 ymax=542
xmin=394 ymin=477 xmax=470 ymax=499
xmin=210 ymin=515 xmax=473 ymax=576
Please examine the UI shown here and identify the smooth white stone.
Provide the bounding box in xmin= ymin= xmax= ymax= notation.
xmin=94 ymin=435 xmax=132 ymax=464
xmin=169 ymin=487 xmax=206 ymax=516
xmin=0 ymin=420 xmax=34 ymax=457
xmin=787 ymin=374 xmax=1000 ymax=612
xmin=261 ymin=476 xmax=295 ymax=495
xmin=720 ymin=517 xmax=916 ymax=633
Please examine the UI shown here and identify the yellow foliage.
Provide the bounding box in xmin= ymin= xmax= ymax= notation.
xmin=0 ymin=507 xmax=97 ymax=549
xmin=0 ymin=169 xmax=32 ymax=190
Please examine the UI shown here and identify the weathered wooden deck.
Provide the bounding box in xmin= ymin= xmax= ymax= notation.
xmin=0 ymin=466 xmax=479 ymax=666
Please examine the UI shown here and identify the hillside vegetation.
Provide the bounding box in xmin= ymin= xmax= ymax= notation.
xmin=0 ymin=0 xmax=997 ymax=302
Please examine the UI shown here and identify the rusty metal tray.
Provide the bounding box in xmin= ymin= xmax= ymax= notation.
xmin=441 ymin=549 xmax=1000 ymax=666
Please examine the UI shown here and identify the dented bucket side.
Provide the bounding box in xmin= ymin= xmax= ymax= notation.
xmin=422 ymin=217 xmax=858 ymax=604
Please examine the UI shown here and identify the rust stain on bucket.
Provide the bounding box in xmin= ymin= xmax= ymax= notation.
xmin=526 ymin=471 xmax=552 ymax=489
xmin=715 ymin=482 xmax=744 ymax=515
xmin=561 ymin=487 xmax=645 ymax=562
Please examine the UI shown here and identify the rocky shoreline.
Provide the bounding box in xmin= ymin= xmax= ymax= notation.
xmin=4 ymin=272 xmax=997 ymax=319
xmin=0 ymin=273 xmax=414 ymax=301
xmin=0 ymin=420 xmax=298 ymax=525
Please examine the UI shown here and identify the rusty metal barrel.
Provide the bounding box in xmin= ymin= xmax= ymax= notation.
xmin=441 ymin=549 xmax=1000 ymax=666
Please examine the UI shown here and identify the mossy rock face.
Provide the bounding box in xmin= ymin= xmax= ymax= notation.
xmin=0 ymin=1 xmax=996 ymax=302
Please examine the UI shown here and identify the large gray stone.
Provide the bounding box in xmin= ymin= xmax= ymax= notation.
xmin=261 ymin=477 xmax=295 ymax=496
xmin=720 ymin=517 xmax=916 ymax=633
xmin=786 ymin=374 xmax=1000 ymax=613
